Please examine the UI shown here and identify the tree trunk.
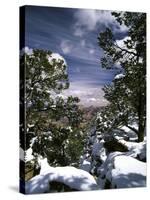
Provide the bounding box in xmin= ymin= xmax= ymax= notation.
xmin=137 ymin=80 xmax=145 ymax=142
xmin=137 ymin=122 xmax=145 ymax=142
xmin=137 ymin=101 xmax=145 ymax=142
xmin=135 ymin=55 xmax=146 ymax=143
xmin=137 ymin=130 xmax=144 ymax=142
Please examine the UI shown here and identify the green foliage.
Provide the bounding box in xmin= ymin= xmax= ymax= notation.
xmin=20 ymin=48 xmax=85 ymax=166
xmin=97 ymin=12 xmax=146 ymax=142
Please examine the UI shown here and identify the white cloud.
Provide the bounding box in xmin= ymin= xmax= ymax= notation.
xmin=74 ymin=10 xmax=101 ymax=32
xmin=81 ymin=39 xmax=86 ymax=47
xmin=62 ymin=81 xmax=108 ymax=107
xmin=89 ymin=49 xmax=95 ymax=54
xmin=60 ymin=38 xmax=100 ymax=65
xmin=76 ymin=67 xmax=81 ymax=73
xmin=72 ymin=67 xmax=81 ymax=73
xmin=74 ymin=27 xmax=84 ymax=37
xmin=60 ymin=40 xmax=73 ymax=54
xmin=88 ymin=98 xmax=97 ymax=102
xmin=73 ymin=10 xmax=128 ymax=37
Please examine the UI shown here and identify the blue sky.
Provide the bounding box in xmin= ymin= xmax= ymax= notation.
xmin=24 ymin=6 xmax=128 ymax=106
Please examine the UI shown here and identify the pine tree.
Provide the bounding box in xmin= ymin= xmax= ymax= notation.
xmin=20 ymin=48 xmax=84 ymax=168
xmin=97 ymin=12 xmax=146 ymax=142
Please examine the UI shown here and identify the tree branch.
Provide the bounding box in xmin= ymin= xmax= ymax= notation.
xmin=126 ymin=125 xmax=138 ymax=134
xmin=114 ymin=42 xmax=137 ymax=57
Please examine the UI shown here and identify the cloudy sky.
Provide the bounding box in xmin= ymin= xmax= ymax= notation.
xmin=24 ymin=6 xmax=128 ymax=107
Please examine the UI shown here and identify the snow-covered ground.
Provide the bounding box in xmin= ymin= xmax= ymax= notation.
xmin=22 ymin=120 xmax=146 ymax=193
xmin=118 ymin=138 xmax=146 ymax=161
xmin=92 ymin=139 xmax=107 ymax=163
xmin=80 ymin=124 xmax=146 ymax=190
xmin=97 ymin=152 xmax=146 ymax=189
xmin=26 ymin=157 xmax=98 ymax=194
xmin=80 ymin=158 xmax=91 ymax=172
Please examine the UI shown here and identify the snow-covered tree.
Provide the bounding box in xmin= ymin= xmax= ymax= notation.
xmin=20 ymin=48 xmax=84 ymax=170
xmin=97 ymin=12 xmax=146 ymax=142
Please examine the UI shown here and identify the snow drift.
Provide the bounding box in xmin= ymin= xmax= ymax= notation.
xmin=97 ymin=152 xmax=146 ymax=189
xmin=26 ymin=158 xmax=98 ymax=194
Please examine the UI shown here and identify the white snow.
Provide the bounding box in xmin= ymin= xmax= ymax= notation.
xmin=120 ymin=123 xmax=138 ymax=133
xmin=26 ymin=157 xmax=98 ymax=194
xmin=116 ymin=36 xmax=130 ymax=49
xmin=114 ymin=73 xmax=125 ymax=80
xmin=20 ymin=147 xmax=25 ymax=161
xmin=30 ymin=137 xmax=37 ymax=147
xmin=80 ymin=159 xmax=91 ymax=172
xmin=48 ymin=53 xmax=67 ymax=66
xmin=20 ymin=137 xmax=37 ymax=162
xmin=27 ymin=124 xmax=34 ymax=128
xmin=119 ymin=139 xmax=146 ymax=161
xmin=24 ymin=137 xmax=38 ymax=162
xmin=80 ymin=120 xmax=147 ymax=190
xmin=41 ymin=71 xmax=47 ymax=79
xmin=30 ymin=67 xmax=35 ymax=74
xmin=97 ymin=152 xmax=146 ymax=189
xmin=20 ymin=147 xmax=34 ymax=162
xmin=109 ymin=155 xmax=146 ymax=188
xmin=37 ymin=157 xmax=53 ymax=175
xmin=116 ymin=36 xmax=136 ymax=55
xmin=20 ymin=46 xmax=33 ymax=56
xmin=92 ymin=139 xmax=107 ymax=163
xmin=25 ymin=147 xmax=34 ymax=162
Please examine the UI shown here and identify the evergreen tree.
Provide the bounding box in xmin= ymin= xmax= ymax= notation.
xmin=20 ymin=48 xmax=84 ymax=167
xmin=97 ymin=12 xmax=146 ymax=142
